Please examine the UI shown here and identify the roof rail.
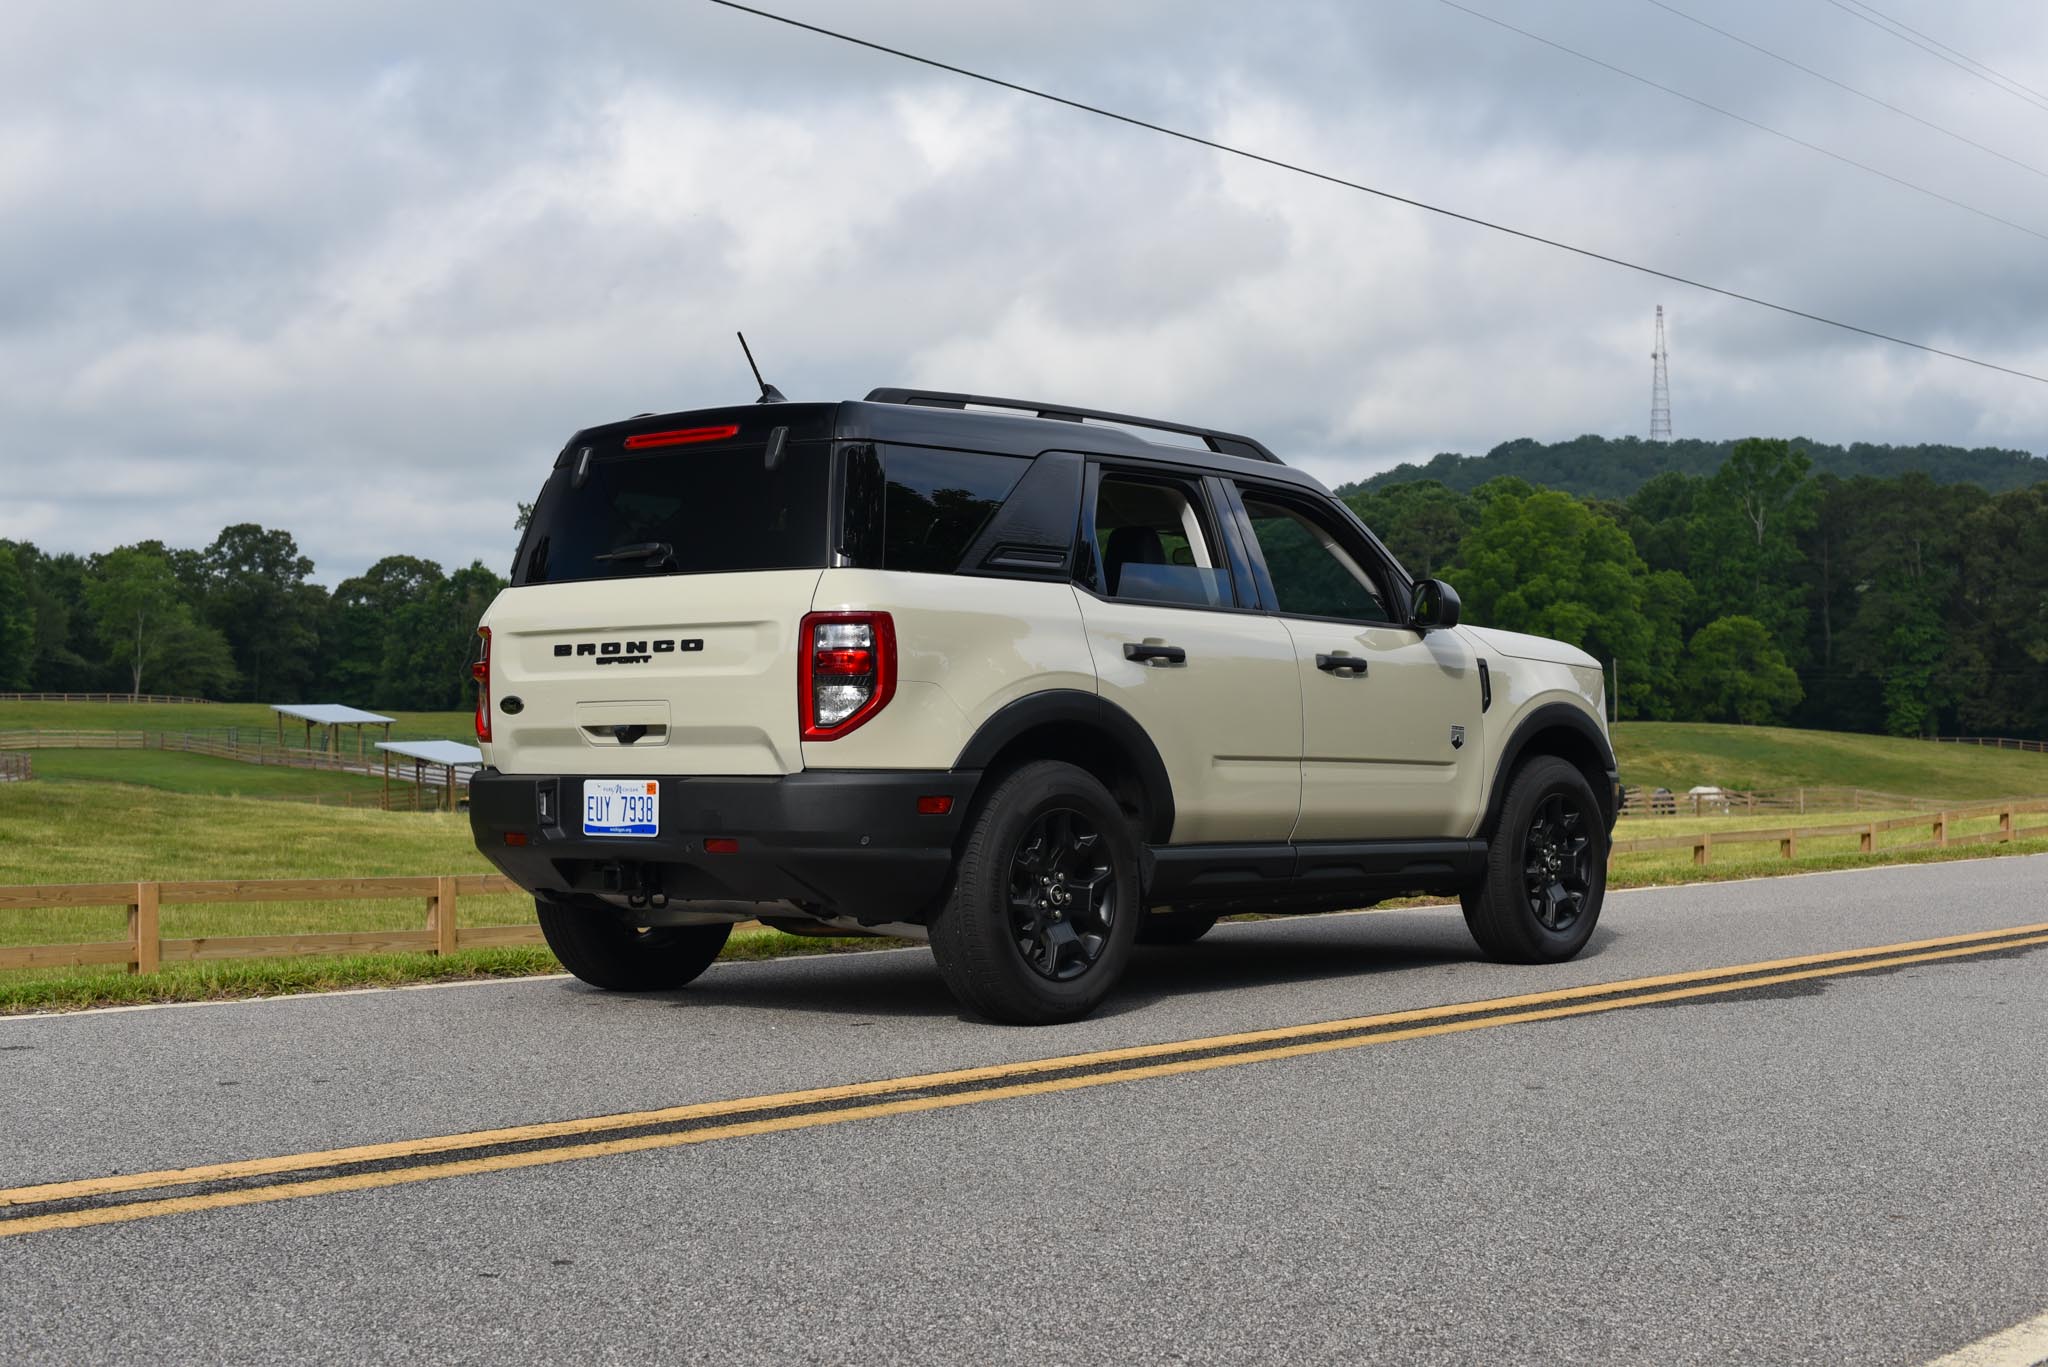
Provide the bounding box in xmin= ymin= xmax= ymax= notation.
xmin=862 ymin=388 xmax=1283 ymax=464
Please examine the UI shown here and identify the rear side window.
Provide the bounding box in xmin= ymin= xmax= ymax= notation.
xmin=516 ymin=442 xmax=831 ymax=585
xmin=880 ymin=446 xmax=1028 ymax=574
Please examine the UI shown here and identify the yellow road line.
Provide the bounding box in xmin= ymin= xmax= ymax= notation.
xmin=3 ymin=924 xmax=2045 ymax=1240
xmin=6 ymin=918 xmax=2045 ymax=1211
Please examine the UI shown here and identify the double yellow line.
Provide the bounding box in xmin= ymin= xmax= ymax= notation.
xmin=5 ymin=920 xmax=2045 ymax=1240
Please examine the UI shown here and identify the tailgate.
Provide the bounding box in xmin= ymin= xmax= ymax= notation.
xmin=482 ymin=569 xmax=822 ymax=776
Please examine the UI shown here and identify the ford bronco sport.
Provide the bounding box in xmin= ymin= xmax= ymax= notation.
xmin=469 ymin=388 xmax=1617 ymax=1024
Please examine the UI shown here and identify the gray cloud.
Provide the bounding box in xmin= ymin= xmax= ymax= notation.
xmin=2 ymin=0 xmax=2044 ymax=581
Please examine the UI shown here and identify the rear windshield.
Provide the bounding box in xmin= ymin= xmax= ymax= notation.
xmin=515 ymin=442 xmax=831 ymax=586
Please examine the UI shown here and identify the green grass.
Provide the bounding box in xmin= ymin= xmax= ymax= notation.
xmin=0 ymin=699 xmax=472 ymax=741
xmin=28 ymin=748 xmax=396 ymax=799
xmin=3 ymin=725 xmax=2045 ymax=1014
xmin=1612 ymin=722 xmax=2048 ymax=799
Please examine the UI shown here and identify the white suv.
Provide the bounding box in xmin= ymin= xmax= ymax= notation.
xmin=469 ymin=388 xmax=1617 ymax=1024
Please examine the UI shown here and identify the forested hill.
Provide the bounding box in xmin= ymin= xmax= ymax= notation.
xmin=1338 ymin=435 xmax=2047 ymax=499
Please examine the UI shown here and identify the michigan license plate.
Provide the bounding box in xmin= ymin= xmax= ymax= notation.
xmin=583 ymin=779 xmax=660 ymax=837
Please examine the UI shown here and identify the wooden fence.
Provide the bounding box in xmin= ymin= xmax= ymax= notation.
xmin=0 ymin=693 xmax=217 ymax=705
xmin=1611 ymin=798 xmax=2048 ymax=866
xmin=0 ymin=752 xmax=29 ymax=783
xmin=1614 ymin=785 xmax=2024 ymax=818
xmin=0 ymin=729 xmax=462 ymax=812
xmin=1932 ymin=736 xmax=2048 ymax=754
xmin=0 ymin=874 xmax=542 ymax=974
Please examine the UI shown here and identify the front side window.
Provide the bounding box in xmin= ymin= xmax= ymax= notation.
xmin=1086 ymin=472 xmax=1233 ymax=608
xmin=1239 ymin=491 xmax=1393 ymax=623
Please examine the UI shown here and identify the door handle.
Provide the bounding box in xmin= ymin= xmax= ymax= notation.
xmin=1124 ymin=642 xmax=1187 ymax=665
xmin=1316 ymin=653 xmax=1368 ymax=677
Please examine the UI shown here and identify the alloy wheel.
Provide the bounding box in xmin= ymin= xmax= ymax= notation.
xmin=1007 ymin=806 xmax=1117 ymax=981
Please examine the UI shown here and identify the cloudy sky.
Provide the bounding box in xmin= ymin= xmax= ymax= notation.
xmin=4 ymin=0 xmax=2046 ymax=583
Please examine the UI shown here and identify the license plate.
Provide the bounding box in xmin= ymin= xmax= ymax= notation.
xmin=583 ymin=779 xmax=659 ymax=838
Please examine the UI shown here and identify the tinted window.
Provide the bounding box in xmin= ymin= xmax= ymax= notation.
xmin=882 ymin=446 xmax=1028 ymax=574
xmin=516 ymin=442 xmax=830 ymax=585
xmin=1240 ymin=493 xmax=1392 ymax=622
xmin=1089 ymin=473 xmax=1233 ymax=609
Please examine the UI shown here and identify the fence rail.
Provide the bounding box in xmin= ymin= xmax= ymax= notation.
xmin=0 ymin=729 xmax=464 ymax=811
xmin=0 ymin=693 xmax=217 ymax=705
xmin=1611 ymin=798 xmax=2048 ymax=865
xmin=1932 ymin=736 xmax=2048 ymax=754
xmin=1615 ymin=784 xmax=2048 ymax=818
xmin=0 ymin=873 xmax=540 ymax=974
xmin=0 ymin=752 xmax=29 ymax=783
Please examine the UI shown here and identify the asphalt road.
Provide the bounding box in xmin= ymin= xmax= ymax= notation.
xmin=3 ymin=854 xmax=2047 ymax=1365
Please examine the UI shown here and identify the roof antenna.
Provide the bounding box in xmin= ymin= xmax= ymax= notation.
xmin=737 ymin=332 xmax=786 ymax=404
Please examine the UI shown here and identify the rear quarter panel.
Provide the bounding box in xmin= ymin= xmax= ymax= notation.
xmin=802 ymin=570 xmax=1095 ymax=770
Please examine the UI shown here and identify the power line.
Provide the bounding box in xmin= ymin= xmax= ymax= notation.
xmin=1435 ymin=0 xmax=2048 ymax=246
xmin=1639 ymin=0 xmax=2048 ymax=183
xmin=705 ymin=0 xmax=2048 ymax=387
xmin=1815 ymin=0 xmax=2048 ymax=118
xmin=1842 ymin=0 xmax=2048 ymax=104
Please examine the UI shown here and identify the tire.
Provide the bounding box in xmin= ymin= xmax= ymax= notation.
xmin=1136 ymin=908 xmax=1218 ymax=946
xmin=927 ymin=760 xmax=1142 ymax=1025
xmin=535 ymin=897 xmax=732 ymax=991
xmin=1461 ymin=755 xmax=1608 ymax=964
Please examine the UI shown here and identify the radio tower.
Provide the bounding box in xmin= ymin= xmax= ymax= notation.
xmin=1649 ymin=305 xmax=1672 ymax=442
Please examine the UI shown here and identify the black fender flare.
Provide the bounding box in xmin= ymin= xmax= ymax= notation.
xmin=953 ymin=690 xmax=1176 ymax=843
xmin=1481 ymin=701 xmax=1619 ymax=837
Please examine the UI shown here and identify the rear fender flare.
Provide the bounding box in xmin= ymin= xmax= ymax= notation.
xmin=953 ymin=690 xmax=1176 ymax=843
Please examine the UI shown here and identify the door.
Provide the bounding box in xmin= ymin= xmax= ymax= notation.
xmin=1074 ymin=467 xmax=1302 ymax=844
xmin=1232 ymin=485 xmax=1485 ymax=841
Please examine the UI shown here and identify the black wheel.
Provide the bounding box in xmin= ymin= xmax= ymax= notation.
xmin=1461 ymin=756 xmax=1607 ymax=963
xmin=928 ymin=760 xmax=1141 ymax=1025
xmin=535 ymin=897 xmax=732 ymax=991
xmin=1137 ymin=908 xmax=1218 ymax=946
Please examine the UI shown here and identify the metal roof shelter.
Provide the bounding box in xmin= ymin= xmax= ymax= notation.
xmin=375 ymin=739 xmax=484 ymax=812
xmin=271 ymin=703 xmax=396 ymax=759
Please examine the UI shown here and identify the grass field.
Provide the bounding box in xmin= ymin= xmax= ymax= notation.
xmin=1611 ymin=723 xmax=2048 ymax=799
xmin=5 ymin=720 xmax=2047 ymax=1012
xmin=0 ymin=699 xmax=473 ymax=741
xmin=26 ymin=748 xmax=395 ymax=799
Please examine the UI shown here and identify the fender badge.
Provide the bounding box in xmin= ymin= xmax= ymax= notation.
xmin=1450 ymin=724 xmax=1466 ymax=750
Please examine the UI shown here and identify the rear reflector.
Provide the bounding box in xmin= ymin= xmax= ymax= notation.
xmin=503 ymin=832 xmax=529 ymax=847
xmin=623 ymin=424 xmax=741 ymax=450
xmin=917 ymin=795 xmax=954 ymax=815
xmin=703 ymin=837 xmax=739 ymax=854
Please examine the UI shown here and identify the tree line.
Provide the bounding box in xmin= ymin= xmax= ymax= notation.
xmin=1345 ymin=434 xmax=2047 ymax=500
xmin=0 ymin=527 xmax=504 ymax=712
xmin=1350 ymin=439 xmax=2048 ymax=737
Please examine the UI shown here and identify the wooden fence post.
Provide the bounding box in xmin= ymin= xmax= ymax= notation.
xmin=128 ymin=882 xmax=160 ymax=976
xmin=2000 ymin=806 xmax=2013 ymax=843
xmin=1693 ymin=834 xmax=1711 ymax=866
xmin=1860 ymin=823 xmax=1875 ymax=854
xmin=428 ymin=876 xmax=458 ymax=956
xmin=1779 ymin=836 xmax=1796 ymax=860
xmin=1933 ymin=813 xmax=1949 ymax=848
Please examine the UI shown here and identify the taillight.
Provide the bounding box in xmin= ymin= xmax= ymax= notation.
xmin=472 ymin=627 xmax=492 ymax=743
xmin=799 ymin=611 xmax=895 ymax=740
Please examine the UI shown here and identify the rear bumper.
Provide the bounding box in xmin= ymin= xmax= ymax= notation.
xmin=467 ymin=767 xmax=978 ymax=923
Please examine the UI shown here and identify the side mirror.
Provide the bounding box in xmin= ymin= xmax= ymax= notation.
xmin=1411 ymin=578 xmax=1461 ymax=630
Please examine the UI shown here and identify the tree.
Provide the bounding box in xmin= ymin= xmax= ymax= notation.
xmin=83 ymin=547 xmax=238 ymax=699
xmin=1687 ymin=438 xmax=1816 ymax=652
xmin=322 ymin=556 xmax=446 ymax=701
xmin=198 ymin=525 xmax=326 ymax=702
xmin=1345 ymin=481 xmax=1474 ymax=580
xmin=1681 ymin=616 xmax=1802 ymax=724
xmin=1446 ymin=486 xmax=1654 ymax=714
xmin=0 ymin=546 xmax=34 ymax=690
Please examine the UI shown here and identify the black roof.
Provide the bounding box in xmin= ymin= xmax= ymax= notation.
xmin=562 ymin=390 xmax=1329 ymax=493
